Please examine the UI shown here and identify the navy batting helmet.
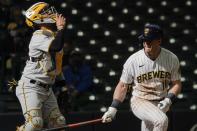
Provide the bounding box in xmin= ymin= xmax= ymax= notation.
xmin=138 ymin=24 xmax=163 ymax=41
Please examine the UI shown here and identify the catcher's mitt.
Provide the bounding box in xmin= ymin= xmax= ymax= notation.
xmin=7 ymin=79 xmax=18 ymax=92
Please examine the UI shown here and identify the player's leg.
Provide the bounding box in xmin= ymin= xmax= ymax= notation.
xmin=43 ymin=88 xmax=66 ymax=128
xmin=16 ymin=109 xmax=43 ymax=131
xmin=130 ymin=96 xmax=168 ymax=131
xmin=16 ymin=80 xmax=44 ymax=131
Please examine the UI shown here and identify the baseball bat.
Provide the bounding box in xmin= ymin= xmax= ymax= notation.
xmin=41 ymin=118 xmax=102 ymax=131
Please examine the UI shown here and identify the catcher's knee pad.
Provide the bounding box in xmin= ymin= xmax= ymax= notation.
xmin=23 ymin=109 xmax=44 ymax=130
xmin=48 ymin=108 xmax=66 ymax=127
xmin=30 ymin=116 xmax=43 ymax=128
xmin=56 ymin=115 xmax=66 ymax=125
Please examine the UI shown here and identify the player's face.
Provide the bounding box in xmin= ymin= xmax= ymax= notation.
xmin=143 ymin=39 xmax=161 ymax=54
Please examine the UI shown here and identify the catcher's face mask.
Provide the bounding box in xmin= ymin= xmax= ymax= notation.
xmin=25 ymin=2 xmax=58 ymax=27
xmin=40 ymin=5 xmax=57 ymax=18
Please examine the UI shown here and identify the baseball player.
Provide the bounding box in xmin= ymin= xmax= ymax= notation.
xmin=15 ymin=2 xmax=67 ymax=131
xmin=102 ymin=24 xmax=182 ymax=131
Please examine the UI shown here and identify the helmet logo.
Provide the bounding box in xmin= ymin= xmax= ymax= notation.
xmin=144 ymin=28 xmax=150 ymax=36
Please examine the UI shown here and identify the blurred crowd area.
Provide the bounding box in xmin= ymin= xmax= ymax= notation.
xmin=0 ymin=0 xmax=30 ymax=92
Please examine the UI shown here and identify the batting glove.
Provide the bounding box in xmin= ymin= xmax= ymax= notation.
xmin=102 ymin=107 xmax=117 ymax=123
xmin=157 ymin=98 xmax=172 ymax=113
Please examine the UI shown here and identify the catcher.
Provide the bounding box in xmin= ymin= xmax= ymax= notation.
xmin=14 ymin=2 xmax=67 ymax=131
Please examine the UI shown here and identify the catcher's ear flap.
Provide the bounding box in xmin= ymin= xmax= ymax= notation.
xmin=25 ymin=18 xmax=34 ymax=27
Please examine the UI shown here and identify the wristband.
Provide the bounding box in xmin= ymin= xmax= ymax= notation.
xmin=166 ymin=93 xmax=176 ymax=103
xmin=110 ymin=99 xmax=121 ymax=109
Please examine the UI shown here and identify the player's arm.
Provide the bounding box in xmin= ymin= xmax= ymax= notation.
xmin=102 ymin=81 xmax=129 ymax=123
xmin=49 ymin=30 xmax=64 ymax=52
xmin=166 ymin=56 xmax=182 ymax=103
xmin=49 ymin=14 xmax=66 ymax=52
xmin=158 ymin=80 xmax=182 ymax=112
xmin=113 ymin=81 xmax=129 ymax=102
xmin=158 ymin=56 xmax=181 ymax=112
xmin=168 ymin=80 xmax=182 ymax=97
xmin=102 ymin=57 xmax=133 ymax=123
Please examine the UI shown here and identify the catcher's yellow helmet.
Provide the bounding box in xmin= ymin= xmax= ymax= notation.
xmin=25 ymin=2 xmax=57 ymax=27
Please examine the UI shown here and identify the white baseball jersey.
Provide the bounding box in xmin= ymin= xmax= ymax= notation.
xmin=120 ymin=48 xmax=181 ymax=100
xmin=22 ymin=29 xmax=63 ymax=84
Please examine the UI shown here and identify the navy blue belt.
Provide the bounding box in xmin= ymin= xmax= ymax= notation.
xmin=28 ymin=57 xmax=42 ymax=62
xmin=30 ymin=79 xmax=51 ymax=89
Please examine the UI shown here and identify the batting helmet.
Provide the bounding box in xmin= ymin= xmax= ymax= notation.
xmin=25 ymin=2 xmax=57 ymax=27
xmin=138 ymin=24 xmax=163 ymax=41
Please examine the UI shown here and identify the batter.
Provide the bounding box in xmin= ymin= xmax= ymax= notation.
xmin=102 ymin=24 xmax=182 ymax=131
